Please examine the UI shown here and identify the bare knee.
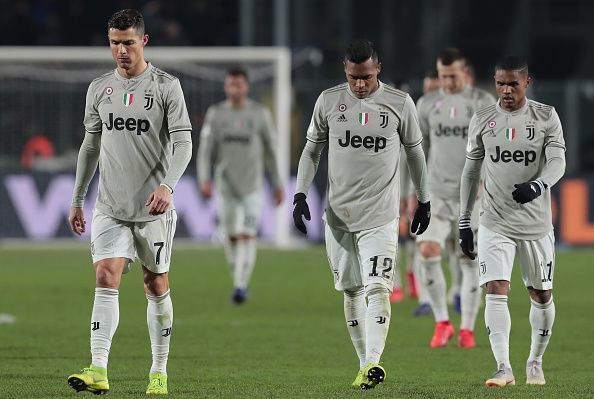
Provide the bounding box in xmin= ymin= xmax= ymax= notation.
xmin=419 ymin=241 xmax=441 ymax=259
xmin=527 ymin=287 xmax=552 ymax=304
xmin=485 ymin=280 xmax=510 ymax=295
xmin=143 ymin=267 xmax=169 ymax=296
xmin=94 ymin=259 xmax=126 ymax=289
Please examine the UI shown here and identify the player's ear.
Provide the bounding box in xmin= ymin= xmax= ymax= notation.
xmin=142 ymin=34 xmax=149 ymax=47
xmin=525 ymin=75 xmax=532 ymax=88
xmin=376 ymin=62 xmax=381 ymax=75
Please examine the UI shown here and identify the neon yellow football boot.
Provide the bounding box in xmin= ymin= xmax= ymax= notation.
xmin=67 ymin=364 xmax=109 ymax=395
xmin=360 ymin=362 xmax=386 ymax=390
xmin=351 ymin=368 xmax=367 ymax=389
xmin=146 ymin=372 xmax=168 ymax=395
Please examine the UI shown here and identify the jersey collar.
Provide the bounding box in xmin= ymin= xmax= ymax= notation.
xmin=496 ymin=97 xmax=529 ymax=116
xmin=346 ymin=80 xmax=385 ymax=100
xmin=114 ymin=62 xmax=153 ymax=83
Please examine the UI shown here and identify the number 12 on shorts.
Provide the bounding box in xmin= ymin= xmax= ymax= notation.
xmin=369 ymin=256 xmax=393 ymax=279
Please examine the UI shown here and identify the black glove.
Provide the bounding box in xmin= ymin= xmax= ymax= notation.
xmin=512 ymin=180 xmax=545 ymax=204
xmin=458 ymin=217 xmax=475 ymax=260
xmin=411 ymin=201 xmax=431 ymax=235
xmin=292 ymin=193 xmax=311 ymax=235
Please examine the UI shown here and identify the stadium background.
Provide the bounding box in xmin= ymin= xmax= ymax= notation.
xmin=0 ymin=2 xmax=593 ymax=398
xmin=0 ymin=0 xmax=593 ymax=244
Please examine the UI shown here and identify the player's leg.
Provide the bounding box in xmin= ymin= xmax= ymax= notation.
xmin=234 ymin=191 xmax=263 ymax=301
xmin=219 ymin=193 xmax=249 ymax=302
xmin=68 ymin=210 xmax=134 ymax=394
xmin=457 ymin=220 xmax=481 ymax=348
xmin=135 ymin=209 xmax=177 ymax=394
xmin=412 ymin=243 xmax=432 ymax=316
xmin=518 ymin=231 xmax=556 ymax=385
xmin=324 ymin=222 xmax=367 ymax=387
xmin=357 ymin=218 xmax=399 ymax=388
xmin=446 ymin=239 xmax=462 ymax=313
xmin=479 ymin=225 xmax=516 ymax=387
xmin=404 ymin=238 xmax=418 ymax=299
xmin=389 ymin=234 xmax=405 ymax=303
xmin=417 ymin=209 xmax=453 ymax=347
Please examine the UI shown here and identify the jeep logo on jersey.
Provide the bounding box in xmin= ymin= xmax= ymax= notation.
xmin=338 ymin=130 xmax=386 ymax=152
xmin=104 ymin=113 xmax=150 ymax=135
xmin=223 ymin=135 xmax=251 ymax=144
xmin=434 ymin=123 xmax=468 ymax=139
xmin=490 ymin=146 xmax=536 ymax=166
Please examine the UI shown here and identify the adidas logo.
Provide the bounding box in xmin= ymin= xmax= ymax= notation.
xmin=337 ymin=114 xmax=347 ymax=122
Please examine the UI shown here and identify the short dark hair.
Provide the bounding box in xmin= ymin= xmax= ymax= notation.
xmin=226 ymin=65 xmax=249 ymax=81
xmin=437 ymin=48 xmax=465 ymax=66
xmin=424 ymin=69 xmax=438 ymax=79
xmin=345 ymin=39 xmax=379 ymax=64
xmin=495 ymin=55 xmax=529 ymax=75
xmin=108 ymin=9 xmax=145 ymax=35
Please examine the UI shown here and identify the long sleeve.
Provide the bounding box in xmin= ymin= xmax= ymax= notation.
xmin=197 ymin=108 xmax=215 ymax=185
xmin=459 ymin=158 xmax=483 ymax=219
xmin=404 ymin=143 xmax=430 ymax=203
xmin=71 ymin=132 xmax=101 ymax=207
xmin=295 ymin=140 xmax=326 ymax=195
xmin=162 ymin=130 xmax=192 ymax=192
xmin=538 ymin=108 xmax=566 ymax=188
xmin=260 ymin=108 xmax=283 ymax=191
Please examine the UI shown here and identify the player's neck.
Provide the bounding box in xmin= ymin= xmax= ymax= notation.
xmin=117 ymin=60 xmax=149 ymax=79
xmin=502 ymin=96 xmax=527 ymax=113
xmin=229 ymin=98 xmax=247 ymax=109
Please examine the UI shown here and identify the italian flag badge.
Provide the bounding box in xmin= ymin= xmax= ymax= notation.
xmin=505 ymin=128 xmax=516 ymax=141
xmin=358 ymin=112 xmax=369 ymax=126
xmin=449 ymin=107 xmax=458 ymax=118
xmin=123 ymin=92 xmax=134 ymax=107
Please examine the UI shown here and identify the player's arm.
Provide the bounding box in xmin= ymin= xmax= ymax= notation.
xmin=415 ymin=96 xmax=431 ymax=154
xmin=512 ymin=108 xmax=566 ymax=204
xmin=69 ymin=132 xmax=101 ymax=235
xmin=293 ymin=93 xmax=328 ymax=235
xmin=69 ymin=82 xmax=102 ymax=235
xmin=459 ymin=114 xmax=484 ymax=259
xmin=260 ymin=107 xmax=284 ymax=206
xmin=197 ymin=107 xmax=216 ymax=199
xmin=147 ymin=79 xmax=193 ymax=215
xmin=401 ymin=95 xmax=430 ymax=235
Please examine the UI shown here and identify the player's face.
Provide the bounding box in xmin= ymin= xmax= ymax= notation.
xmin=344 ymin=58 xmax=381 ymax=99
xmin=108 ymin=27 xmax=148 ymax=73
xmin=494 ymin=69 xmax=531 ymax=112
xmin=437 ymin=60 xmax=466 ymax=94
xmin=423 ymin=77 xmax=440 ymax=95
xmin=224 ymin=75 xmax=249 ymax=103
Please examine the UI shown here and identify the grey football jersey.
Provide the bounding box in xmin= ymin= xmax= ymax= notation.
xmin=83 ymin=63 xmax=192 ymax=221
xmin=307 ymin=81 xmax=423 ymax=232
xmin=466 ymin=99 xmax=565 ymax=239
xmin=197 ymin=99 xmax=281 ymax=198
xmin=417 ymin=86 xmax=495 ymax=199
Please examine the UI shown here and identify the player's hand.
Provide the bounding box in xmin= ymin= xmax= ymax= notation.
xmin=406 ymin=195 xmax=418 ymax=221
xmin=146 ymin=185 xmax=173 ymax=215
xmin=458 ymin=217 xmax=476 ymax=260
xmin=411 ymin=201 xmax=430 ymax=235
xmin=273 ymin=189 xmax=285 ymax=206
xmin=292 ymin=192 xmax=310 ymax=235
xmin=512 ymin=180 xmax=545 ymax=204
xmin=69 ymin=207 xmax=86 ymax=236
xmin=200 ymin=181 xmax=213 ymax=199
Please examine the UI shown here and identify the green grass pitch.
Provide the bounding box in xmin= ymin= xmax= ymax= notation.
xmin=0 ymin=245 xmax=593 ymax=398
